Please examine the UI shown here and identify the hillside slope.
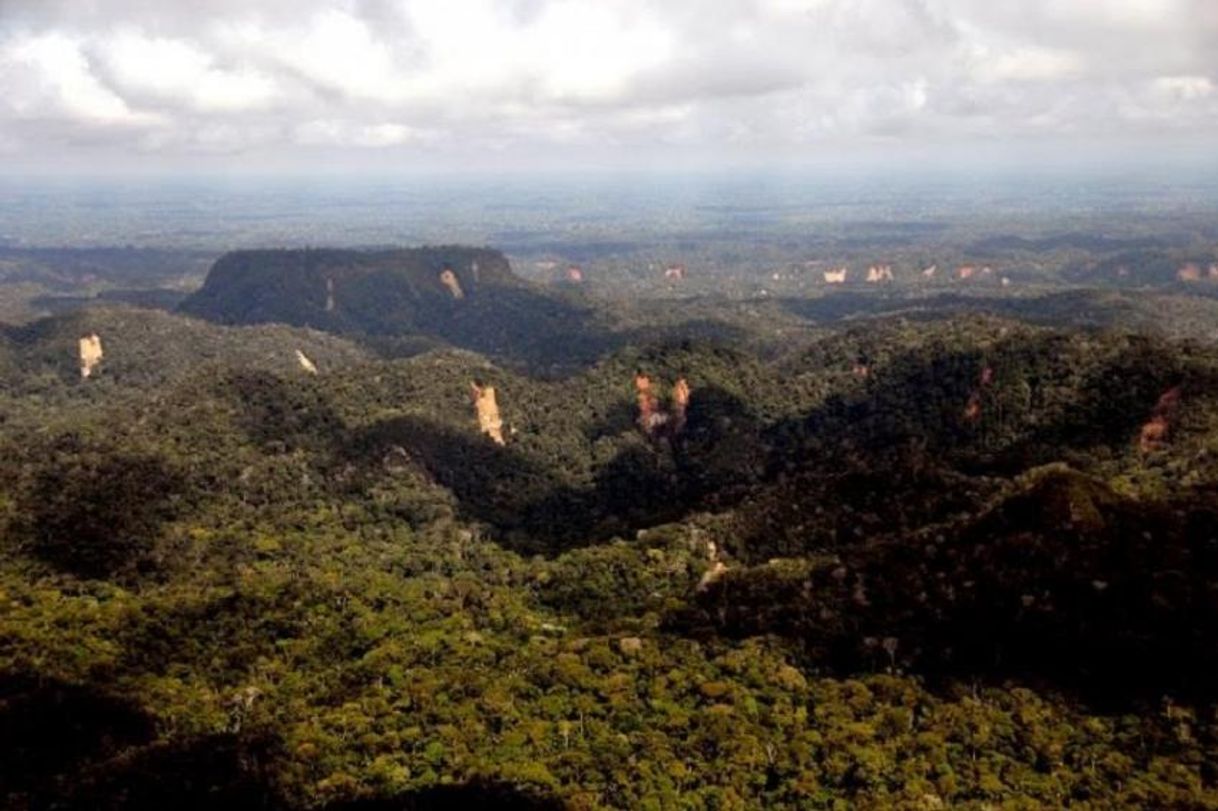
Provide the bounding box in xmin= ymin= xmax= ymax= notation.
xmin=3 ymin=305 xmax=1218 ymax=809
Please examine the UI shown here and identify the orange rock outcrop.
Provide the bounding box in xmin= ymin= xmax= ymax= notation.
xmin=471 ymin=382 xmax=505 ymax=445
xmin=1178 ymin=263 xmax=1202 ymax=282
xmin=635 ymin=372 xmax=692 ymax=437
xmin=1140 ymin=386 xmax=1182 ymax=453
xmin=672 ymin=377 xmax=690 ymax=433
xmin=79 ymin=333 xmax=103 ymax=379
xmin=962 ymin=366 xmax=994 ymax=422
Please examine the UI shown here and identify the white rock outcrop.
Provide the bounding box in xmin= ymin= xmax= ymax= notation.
xmin=79 ymin=334 xmax=103 ymax=379
xmin=439 ymin=269 xmax=465 ymax=299
xmin=296 ymin=350 xmax=318 ymax=375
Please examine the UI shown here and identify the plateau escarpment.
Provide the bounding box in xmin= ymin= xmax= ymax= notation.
xmin=179 ymin=247 xmax=616 ymax=371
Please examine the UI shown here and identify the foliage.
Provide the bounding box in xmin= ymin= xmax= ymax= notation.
xmin=2 ymin=296 xmax=1218 ymax=809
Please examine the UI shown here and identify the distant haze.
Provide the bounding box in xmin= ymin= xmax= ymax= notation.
xmin=1 ymin=0 xmax=1217 ymax=175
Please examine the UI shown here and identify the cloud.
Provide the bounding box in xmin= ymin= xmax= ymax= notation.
xmin=0 ymin=0 xmax=1215 ymax=168
xmin=1 ymin=33 xmax=157 ymax=125
xmin=294 ymin=119 xmax=429 ymax=148
xmin=979 ymin=47 xmax=1083 ymax=83
xmin=1153 ymin=75 xmax=1215 ymax=101
xmin=97 ymin=31 xmax=278 ymax=112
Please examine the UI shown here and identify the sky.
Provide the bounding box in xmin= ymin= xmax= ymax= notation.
xmin=1 ymin=0 xmax=1216 ymax=174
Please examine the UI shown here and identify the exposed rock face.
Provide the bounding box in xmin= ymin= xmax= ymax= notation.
xmin=439 ymin=268 xmax=465 ymax=299
xmin=672 ymin=377 xmax=690 ymax=433
xmin=565 ymin=266 xmax=583 ymax=283
xmin=866 ymin=264 xmax=894 ymax=282
xmin=823 ymin=268 xmax=847 ymax=284
xmin=664 ymin=265 xmax=686 ymax=280
xmin=697 ymin=539 xmax=729 ymax=592
xmin=963 ymin=366 xmax=993 ymax=422
xmin=295 ymin=350 xmax=318 ymax=375
xmin=1140 ymin=386 xmax=1182 ymax=453
xmin=78 ymin=333 xmax=103 ymax=379
xmin=471 ymin=382 xmax=505 ymax=445
xmin=1178 ymin=263 xmax=1202 ymax=282
xmin=635 ymin=372 xmax=692 ymax=438
xmin=922 ymin=265 xmax=937 ymax=278
xmin=635 ymin=372 xmax=666 ymax=434
xmin=958 ymin=265 xmax=976 ymax=280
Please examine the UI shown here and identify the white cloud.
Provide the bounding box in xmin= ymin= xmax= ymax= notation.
xmin=1152 ymin=74 xmax=1214 ymax=101
xmin=1 ymin=33 xmax=155 ymax=124
xmin=981 ymin=47 xmax=1083 ymax=82
xmin=294 ymin=119 xmax=427 ymax=147
xmin=0 ymin=0 xmax=1214 ymax=166
xmin=99 ymin=31 xmax=277 ymax=112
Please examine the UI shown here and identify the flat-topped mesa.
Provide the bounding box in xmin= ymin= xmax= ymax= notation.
xmin=471 ymin=381 xmax=505 ymax=445
xmin=79 ymin=333 xmax=103 ymax=379
xmin=179 ymin=247 xmax=514 ymax=332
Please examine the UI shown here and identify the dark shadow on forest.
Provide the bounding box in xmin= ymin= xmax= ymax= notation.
xmin=2 ymin=687 xmax=564 ymax=811
xmin=322 ymin=782 xmax=566 ymax=810
xmin=221 ymin=369 xmax=347 ymax=454
xmin=7 ymin=436 xmax=186 ymax=580
xmin=0 ymin=673 xmax=156 ymax=802
xmin=342 ymin=385 xmax=763 ymax=554
xmin=660 ymin=334 xmax=1218 ymax=707
xmin=665 ymin=470 xmax=1218 ymax=710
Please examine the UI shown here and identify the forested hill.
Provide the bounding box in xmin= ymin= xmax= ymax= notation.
xmin=5 ymin=295 xmax=1218 ymax=808
xmin=178 ymin=247 xmax=613 ymax=371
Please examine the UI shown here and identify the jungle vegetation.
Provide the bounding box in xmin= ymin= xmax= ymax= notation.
xmin=2 ymin=248 xmax=1218 ymax=809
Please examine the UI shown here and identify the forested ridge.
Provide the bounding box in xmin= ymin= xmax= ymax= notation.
xmin=3 ymin=253 xmax=1218 ymax=809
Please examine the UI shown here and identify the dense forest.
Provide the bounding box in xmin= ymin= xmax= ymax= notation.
xmin=2 ymin=248 xmax=1218 ymax=809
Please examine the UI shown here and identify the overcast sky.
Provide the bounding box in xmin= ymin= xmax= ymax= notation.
xmin=1 ymin=0 xmax=1216 ymax=174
